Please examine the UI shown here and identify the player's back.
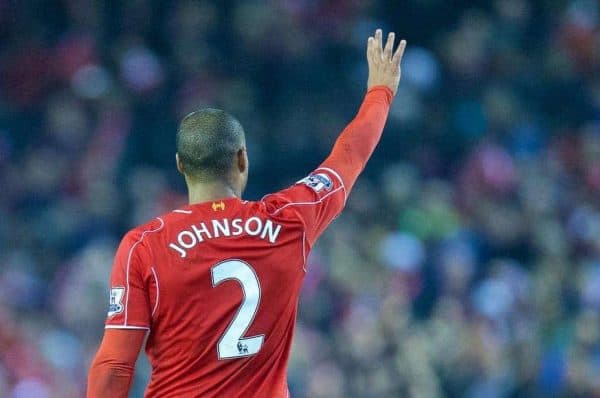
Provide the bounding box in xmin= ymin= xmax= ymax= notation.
xmin=115 ymin=196 xmax=311 ymax=397
xmin=88 ymin=36 xmax=401 ymax=397
xmin=91 ymin=82 xmax=396 ymax=398
xmin=105 ymin=166 xmax=346 ymax=397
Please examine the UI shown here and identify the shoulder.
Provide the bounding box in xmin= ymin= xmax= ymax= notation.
xmin=257 ymin=192 xmax=308 ymax=226
xmin=125 ymin=217 xmax=166 ymax=242
xmin=117 ymin=217 xmax=166 ymax=259
xmin=260 ymin=170 xmax=345 ymax=214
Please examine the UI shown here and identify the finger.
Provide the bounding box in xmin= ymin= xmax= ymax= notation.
xmin=367 ymin=36 xmax=374 ymax=59
xmin=383 ymin=32 xmax=395 ymax=60
xmin=392 ymin=39 xmax=407 ymax=65
xmin=375 ymin=29 xmax=383 ymax=59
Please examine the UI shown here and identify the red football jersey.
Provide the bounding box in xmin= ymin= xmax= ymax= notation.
xmin=100 ymin=86 xmax=394 ymax=397
xmin=105 ymin=166 xmax=346 ymax=397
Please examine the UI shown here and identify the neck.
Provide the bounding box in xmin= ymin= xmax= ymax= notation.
xmin=186 ymin=180 xmax=239 ymax=205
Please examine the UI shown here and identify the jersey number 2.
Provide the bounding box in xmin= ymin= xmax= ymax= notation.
xmin=211 ymin=260 xmax=265 ymax=359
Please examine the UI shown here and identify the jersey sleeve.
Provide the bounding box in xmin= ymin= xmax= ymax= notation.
xmin=105 ymin=229 xmax=153 ymax=330
xmin=262 ymin=86 xmax=393 ymax=248
xmin=262 ymin=166 xmax=346 ymax=246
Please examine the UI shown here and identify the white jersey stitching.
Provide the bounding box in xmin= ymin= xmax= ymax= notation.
xmin=123 ymin=217 xmax=164 ymax=327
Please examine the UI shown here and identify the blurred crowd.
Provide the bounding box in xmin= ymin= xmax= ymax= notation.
xmin=1 ymin=0 xmax=600 ymax=397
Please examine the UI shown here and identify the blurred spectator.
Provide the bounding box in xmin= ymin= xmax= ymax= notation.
xmin=1 ymin=0 xmax=600 ymax=396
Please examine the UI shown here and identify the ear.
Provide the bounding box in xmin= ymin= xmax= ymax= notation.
xmin=236 ymin=148 xmax=247 ymax=173
xmin=176 ymin=153 xmax=184 ymax=175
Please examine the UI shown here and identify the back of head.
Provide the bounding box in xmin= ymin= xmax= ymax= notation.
xmin=177 ymin=108 xmax=245 ymax=181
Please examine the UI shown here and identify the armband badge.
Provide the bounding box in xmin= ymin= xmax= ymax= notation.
xmin=108 ymin=287 xmax=125 ymax=317
xmin=299 ymin=173 xmax=333 ymax=192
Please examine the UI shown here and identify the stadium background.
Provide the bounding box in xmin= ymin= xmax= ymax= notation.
xmin=1 ymin=0 xmax=600 ymax=397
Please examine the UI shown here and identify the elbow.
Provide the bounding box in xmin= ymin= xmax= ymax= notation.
xmin=87 ymin=358 xmax=135 ymax=398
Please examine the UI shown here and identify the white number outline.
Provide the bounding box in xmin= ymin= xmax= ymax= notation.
xmin=211 ymin=259 xmax=265 ymax=359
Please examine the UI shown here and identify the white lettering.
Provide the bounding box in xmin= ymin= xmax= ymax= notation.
xmin=168 ymin=217 xmax=283 ymax=258
xmin=245 ymin=217 xmax=262 ymax=236
xmin=178 ymin=231 xmax=197 ymax=248
xmin=261 ymin=219 xmax=282 ymax=243
xmin=192 ymin=222 xmax=212 ymax=242
xmin=232 ymin=218 xmax=243 ymax=236
xmin=212 ymin=219 xmax=230 ymax=238
xmin=169 ymin=243 xmax=187 ymax=258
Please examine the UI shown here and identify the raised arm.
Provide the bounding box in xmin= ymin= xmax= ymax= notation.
xmin=263 ymin=30 xmax=406 ymax=246
xmin=321 ymin=29 xmax=406 ymax=192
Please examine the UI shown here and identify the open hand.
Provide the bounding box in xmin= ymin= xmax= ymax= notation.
xmin=367 ymin=29 xmax=406 ymax=96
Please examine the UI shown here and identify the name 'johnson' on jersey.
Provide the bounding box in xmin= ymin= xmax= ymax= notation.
xmin=105 ymin=167 xmax=345 ymax=397
xmin=167 ymin=216 xmax=283 ymax=258
xmin=89 ymin=84 xmax=396 ymax=398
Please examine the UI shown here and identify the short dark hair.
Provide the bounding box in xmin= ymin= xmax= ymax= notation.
xmin=176 ymin=108 xmax=245 ymax=181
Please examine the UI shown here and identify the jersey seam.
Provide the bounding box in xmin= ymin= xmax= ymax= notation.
xmin=262 ymin=172 xmax=345 ymax=273
xmin=105 ymin=325 xmax=150 ymax=330
xmin=315 ymin=166 xmax=347 ymax=204
xmin=123 ymin=217 xmax=165 ymax=327
xmin=301 ymin=230 xmax=308 ymax=273
xmin=267 ymin=185 xmax=344 ymax=216
xmin=261 ymin=195 xmax=310 ymax=273
xmin=264 ymin=185 xmax=344 ymax=271
xmin=150 ymin=266 xmax=160 ymax=318
xmin=173 ymin=209 xmax=192 ymax=214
